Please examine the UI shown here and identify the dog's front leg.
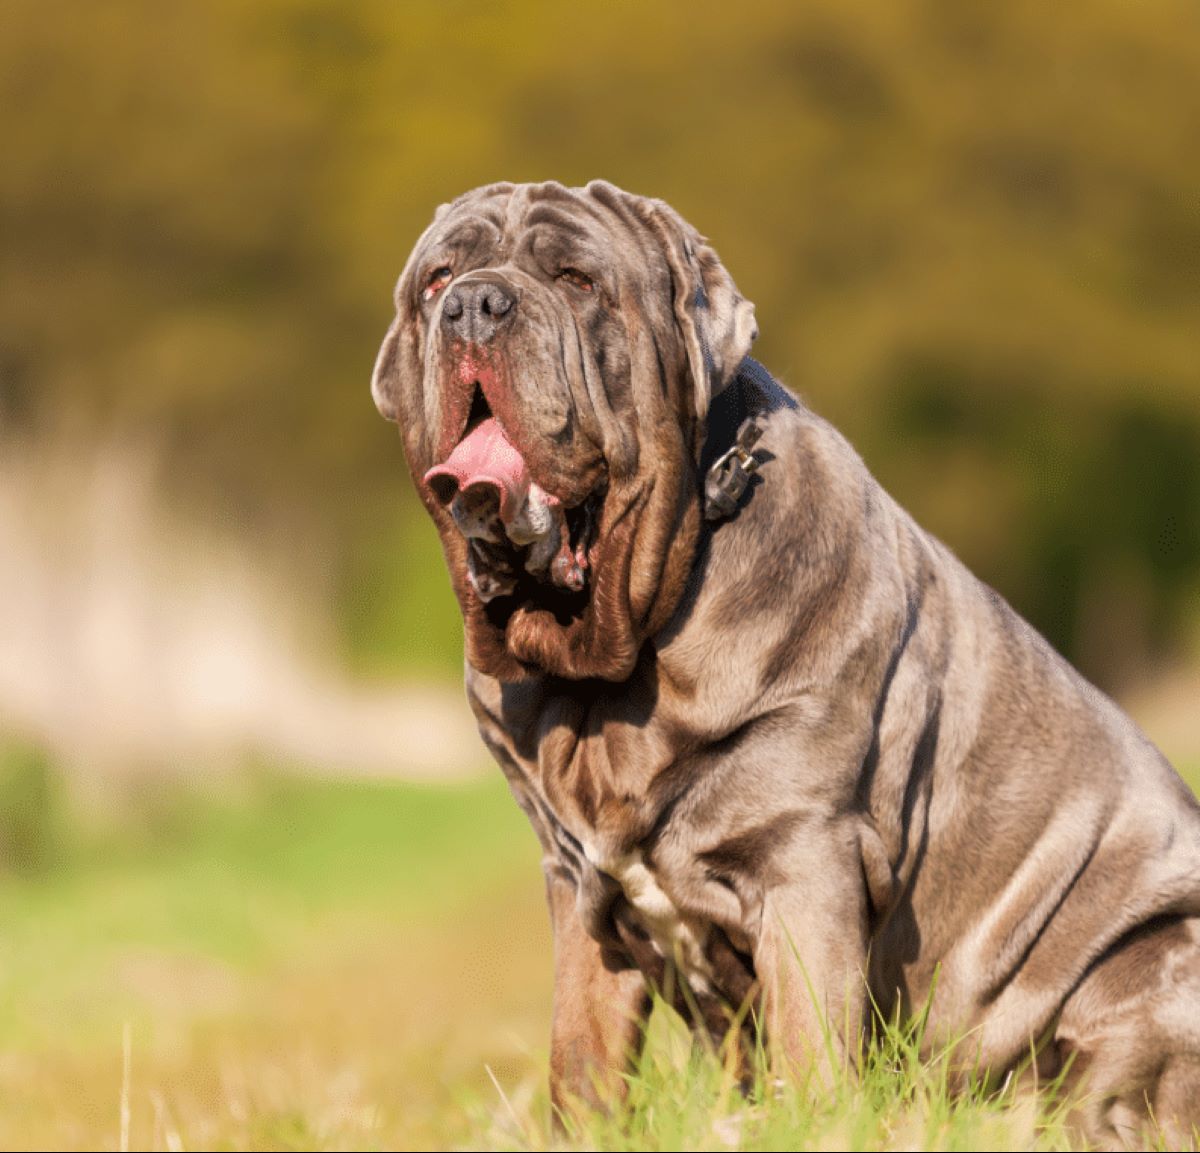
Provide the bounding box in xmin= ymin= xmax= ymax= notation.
xmin=752 ymin=823 xmax=870 ymax=1087
xmin=546 ymin=872 xmax=652 ymax=1118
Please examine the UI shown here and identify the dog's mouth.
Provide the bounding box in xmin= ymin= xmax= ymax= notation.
xmin=424 ymin=386 xmax=604 ymax=613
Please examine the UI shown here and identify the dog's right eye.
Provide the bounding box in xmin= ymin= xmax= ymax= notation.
xmin=423 ymin=267 xmax=453 ymax=301
xmin=557 ymin=267 xmax=595 ymax=293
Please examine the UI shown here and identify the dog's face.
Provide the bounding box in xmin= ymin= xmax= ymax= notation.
xmin=372 ymin=181 xmax=757 ymax=681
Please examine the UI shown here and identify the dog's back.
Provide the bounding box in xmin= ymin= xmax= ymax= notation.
xmin=753 ymin=371 xmax=1200 ymax=1145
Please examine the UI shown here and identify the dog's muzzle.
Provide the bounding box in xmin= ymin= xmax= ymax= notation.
xmin=425 ymin=417 xmax=589 ymax=600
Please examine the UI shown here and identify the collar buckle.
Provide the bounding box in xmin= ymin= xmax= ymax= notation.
xmin=703 ymin=415 xmax=765 ymax=522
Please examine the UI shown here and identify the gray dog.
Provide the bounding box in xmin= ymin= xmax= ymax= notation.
xmin=372 ymin=180 xmax=1200 ymax=1148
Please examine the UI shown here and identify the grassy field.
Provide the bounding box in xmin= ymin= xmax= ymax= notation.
xmin=0 ymin=761 xmax=1196 ymax=1151
xmin=0 ymin=769 xmax=550 ymax=1150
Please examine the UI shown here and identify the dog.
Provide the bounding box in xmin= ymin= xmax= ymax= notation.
xmin=371 ymin=180 xmax=1200 ymax=1148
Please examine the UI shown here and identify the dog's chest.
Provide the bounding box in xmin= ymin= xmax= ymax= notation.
xmin=467 ymin=673 xmax=735 ymax=990
xmin=581 ymin=841 xmax=717 ymax=989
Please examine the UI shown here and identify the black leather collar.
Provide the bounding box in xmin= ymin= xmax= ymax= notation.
xmin=701 ymin=360 xmax=768 ymax=522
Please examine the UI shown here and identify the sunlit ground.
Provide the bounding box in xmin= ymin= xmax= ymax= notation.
xmin=0 ymin=769 xmax=549 ymax=1151
xmin=1 ymin=758 xmax=1196 ymax=1151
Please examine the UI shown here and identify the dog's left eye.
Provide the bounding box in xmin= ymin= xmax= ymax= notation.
xmin=557 ymin=267 xmax=595 ymax=293
xmin=423 ymin=267 xmax=453 ymax=300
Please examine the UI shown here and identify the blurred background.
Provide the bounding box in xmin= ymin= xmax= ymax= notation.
xmin=1 ymin=0 xmax=1197 ymax=1147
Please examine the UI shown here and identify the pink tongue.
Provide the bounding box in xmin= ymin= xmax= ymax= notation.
xmin=424 ymin=418 xmax=531 ymax=522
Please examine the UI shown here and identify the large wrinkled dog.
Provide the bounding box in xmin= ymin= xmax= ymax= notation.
xmin=372 ymin=181 xmax=1200 ymax=1147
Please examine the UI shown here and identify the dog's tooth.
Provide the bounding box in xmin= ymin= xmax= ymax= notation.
xmin=514 ymin=483 xmax=580 ymax=588
xmin=523 ymin=518 xmax=562 ymax=577
xmin=508 ymin=484 xmax=554 ymax=542
xmin=506 ymin=483 xmax=559 ymax=546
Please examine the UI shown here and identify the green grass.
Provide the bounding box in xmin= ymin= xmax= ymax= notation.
xmin=478 ymin=1005 xmax=1081 ymax=1153
xmin=0 ymin=771 xmax=537 ymax=1034
xmin=0 ymin=762 xmax=1195 ymax=1150
xmin=0 ymin=770 xmax=550 ymax=1150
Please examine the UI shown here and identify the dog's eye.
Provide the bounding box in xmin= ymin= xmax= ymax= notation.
xmin=557 ymin=267 xmax=594 ymax=293
xmin=423 ymin=267 xmax=453 ymax=301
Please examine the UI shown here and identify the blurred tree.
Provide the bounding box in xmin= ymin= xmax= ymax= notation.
xmin=2 ymin=0 xmax=1198 ymax=686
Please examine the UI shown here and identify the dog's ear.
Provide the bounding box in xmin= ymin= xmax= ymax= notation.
xmin=638 ymin=199 xmax=758 ymax=422
xmin=371 ymin=238 xmax=423 ymax=427
xmin=371 ymin=280 xmax=442 ymax=476
xmin=371 ymin=204 xmax=456 ymax=435
xmin=371 ymin=239 xmax=437 ymax=466
xmin=370 ymin=311 xmax=404 ymax=423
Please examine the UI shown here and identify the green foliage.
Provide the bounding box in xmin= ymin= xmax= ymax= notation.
xmin=3 ymin=0 xmax=1199 ymax=682
xmin=875 ymin=370 xmax=1200 ymax=678
xmin=335 ymin=493 xmax=465 ymax=678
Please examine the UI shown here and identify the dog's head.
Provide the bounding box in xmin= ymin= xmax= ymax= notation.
xmin=372 ymin=181 xmax=756 ymax=681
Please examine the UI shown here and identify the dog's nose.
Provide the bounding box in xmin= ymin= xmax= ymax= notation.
xmin=441 ymin=280 xmax=517 ymax=345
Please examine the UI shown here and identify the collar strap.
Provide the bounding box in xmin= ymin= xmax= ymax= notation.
xmin=701 ymin=367 xmax=766 ymax=522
